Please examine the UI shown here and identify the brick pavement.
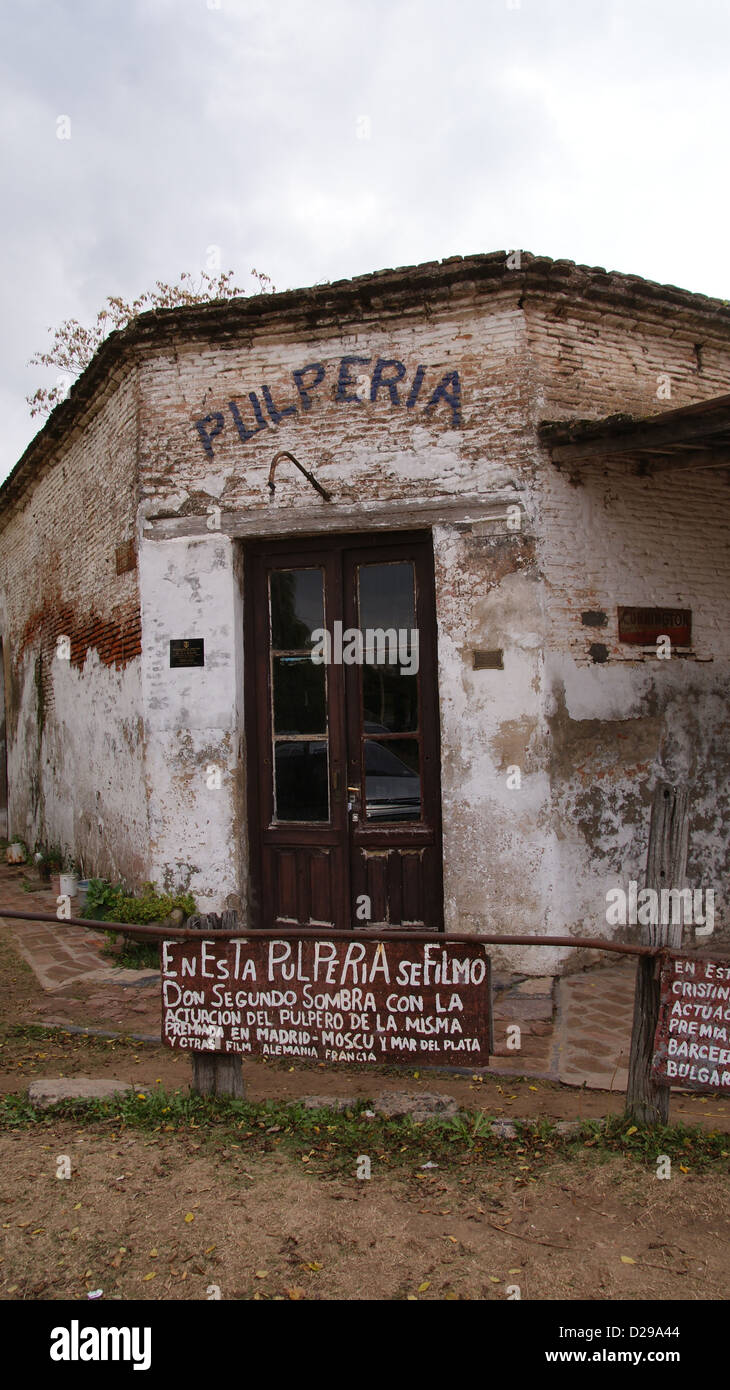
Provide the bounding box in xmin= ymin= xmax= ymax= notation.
xmin=553 ymin=961 xmax=635 ymax=1091
xmin=0 ymin=862 xmax=638 ymax=1089
xmin=0 ymin=865 xmax=156 ymax=991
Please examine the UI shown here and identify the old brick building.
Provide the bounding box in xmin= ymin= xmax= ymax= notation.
xmin=1 ymin=251 xmax=728 ymax=972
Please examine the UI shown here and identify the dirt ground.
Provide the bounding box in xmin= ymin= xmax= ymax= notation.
xmin=0 ymin=1122 xmax=727 ymax=1302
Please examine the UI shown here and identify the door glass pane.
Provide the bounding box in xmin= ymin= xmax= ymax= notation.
xmin=357 ymin=562 xmax=419 ymax=733
xmin=364 ymin=738 xmax=421 ymax=822
xmin=358 ymin=562 xmax=415 ymax=632
xmin=275 ymin=741 xmax=329 ymax=821
xmin=362 ymin=668 xmax=418 ymax=733
xmin=270 ymin=569 xmax=324 ymax=650
xmin=273 ymin=657 xmax=326 ymax=734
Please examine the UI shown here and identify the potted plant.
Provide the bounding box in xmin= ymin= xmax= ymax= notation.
xmin=41 ymin=845 xmax=64 ymax=897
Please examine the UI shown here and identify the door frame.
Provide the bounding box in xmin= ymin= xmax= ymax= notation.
xmin=243 ymin=529 xmax=444 ymax=930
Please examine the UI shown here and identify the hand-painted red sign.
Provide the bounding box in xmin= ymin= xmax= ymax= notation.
xmin=161 ymin=936 xmax=493 ymax=1067
xmin=618 ymin=607 xmax=691 ymax=647
xmin=652 ymin=954 xmax=730 ymax=1093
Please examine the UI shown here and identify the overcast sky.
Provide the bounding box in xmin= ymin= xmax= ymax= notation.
xmin=2 ymin=0 xmax=728 ymax=483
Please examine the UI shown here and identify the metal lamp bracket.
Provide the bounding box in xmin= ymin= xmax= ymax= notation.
xmin=267 ymin=451 xmax=332 ymax=501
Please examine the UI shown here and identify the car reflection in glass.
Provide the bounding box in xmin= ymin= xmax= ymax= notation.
xmin=363 ymin=723 xmax=421 ymax=822
xmin=273 ymin=726 xmax=421 ymax=823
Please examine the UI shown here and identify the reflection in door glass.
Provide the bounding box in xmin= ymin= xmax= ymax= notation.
xmin=358 ymin=563 xmax=415 ymax=632
xmin=270 ymin=566 xmax=329 ymax=821
xmin=358 ymin=562 xmax=419 ymax=733
xmin=275 ymin=742 xmax=329 ymax=822
xmin=273 ymin=658 xmax=326 ymax=734
xmin=270 ymin=569 xmax=324 ymax=650
xmin=364 ymin=738 xmax=420 ymax=822
xmin=362 ymin=668 xmax=417 ymax=732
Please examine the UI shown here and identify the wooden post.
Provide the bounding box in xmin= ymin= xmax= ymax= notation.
xmin=188 ymin=911 xmax=245 ymax=1100
xmin=190 ymin=1051 xmax=245 ymax=1099
xmin=625 ymin=783 xmax=689 ymax=1125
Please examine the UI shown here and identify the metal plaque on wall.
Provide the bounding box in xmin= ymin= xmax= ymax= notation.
xmin=170 ymin=638 xmax=205 ymax=668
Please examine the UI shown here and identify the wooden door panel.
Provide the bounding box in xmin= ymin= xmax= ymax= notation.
xmin=310 ymin=848 xmax=337 ymax=923
xmin=401 ymin=849 xmax=425 ymax=925
xmin=263 ymin=843 xmax=344 ymax=929
xmin=245 ymin=532 xmax=443 ymax=932
xmin=352 ymin=848 xmax=430 ymax=928
xmin=276 ymin=849 xmax=298 ymax=919
xmin=344 ymin=540 xmax=443 ymax=931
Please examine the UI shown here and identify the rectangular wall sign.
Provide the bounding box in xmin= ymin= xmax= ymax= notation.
xmin=618 ymin=607 xmax=691 ymax=646
xmin=161 ymin=936 xmax=493 ymax=1067
xmin=170 ymin=638 xmax=205 ymax=668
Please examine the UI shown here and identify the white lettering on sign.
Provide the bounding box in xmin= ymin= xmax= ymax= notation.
xmin=652 ymin=955 xmax=730 ymax=1093
xmin=161 ymin=938 xmax=492 ymax=1067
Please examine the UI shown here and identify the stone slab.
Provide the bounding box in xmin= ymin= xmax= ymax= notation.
xmin=510 ymin=977 xmax=554 ymax=996
xmin=28 ymin=1078 xmax=136 ymax=1108
xmin=373 ymin=1090 xmax=460 ymax=1120
xmin=493 ymin=997 xmax=553 ymax=1020
xmin=553 ymin=961 xmax=636 ymax=1090
xmin=301 ymin=1095 xmax=359 ymax=1112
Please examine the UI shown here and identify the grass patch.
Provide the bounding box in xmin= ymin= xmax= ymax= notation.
xmin=101 ymin=933 xmax=160 ymax=970
xmin=5 ymin=1022 xmax=151 ymax=1048
xmin=0 ymin=1088 xmax=727 ymax=1178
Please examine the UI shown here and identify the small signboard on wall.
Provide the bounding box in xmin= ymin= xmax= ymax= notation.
xmin=618 ymin=607 xmax=691 ymax=647
xmin=651 ymin=955 xmax=730 ymax=1093
xmin=169 ymin=639 xmax=205 ymax=668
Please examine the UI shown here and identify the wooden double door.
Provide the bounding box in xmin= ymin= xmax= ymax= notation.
xmin=245 ymin=531 xmax=444 ymax=931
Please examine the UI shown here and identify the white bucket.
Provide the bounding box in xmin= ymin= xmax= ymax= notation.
xmin=59 ymin=872 xmax=79 ymax=898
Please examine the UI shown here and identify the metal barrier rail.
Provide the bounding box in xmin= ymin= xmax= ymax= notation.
xmin=5 ymin=903 xmax=727 ymax=1121
xmin=0 ymin=906 xmax=684 ymax=956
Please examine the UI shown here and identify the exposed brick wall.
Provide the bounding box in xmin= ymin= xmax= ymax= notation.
xmin=526 ymin=300 xmax=730 ymax=674
xmin=526 ymin=299 xmax=730 ymax=422
xmin=536 ymin=461 xmax=730 ymax=663
xmin=17 ymin=602 xmax=142 ymax=717
xmin=0 ymin=371 xmax=147 ymax=876
xmin=136 ymin=294 xmax=534 ymax=516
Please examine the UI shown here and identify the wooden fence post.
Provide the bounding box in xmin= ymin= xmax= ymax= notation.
xmin=625 ymin=783 xmax=689 ymax=1125
xmin=188 ymin=911 xmax=245 ymax=1100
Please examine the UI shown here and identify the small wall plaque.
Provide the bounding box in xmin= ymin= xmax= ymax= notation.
xmin=170 ymin=638 xmax=205 ymax=668
xmin=618 ymin=607 xmax=691 ymax=647
xmin=473 ymin=649 xmax=504 ymax=670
